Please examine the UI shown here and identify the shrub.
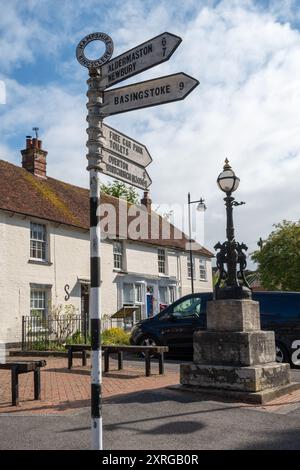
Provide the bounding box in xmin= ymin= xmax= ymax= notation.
xmin=101 ymin=327 xmax=130 ymax=345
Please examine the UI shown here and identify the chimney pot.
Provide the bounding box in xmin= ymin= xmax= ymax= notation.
xmin=141 ymin=190 xmax=152 ymax=212
xmin=21 ymin=133 xmax=47 ymax=178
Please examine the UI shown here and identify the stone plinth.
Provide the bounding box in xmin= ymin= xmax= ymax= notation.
xmin=206 ymin=299 xmax=261 ymax=331
xmin=181 ymin=362 xmax=290 ymax=392
xmin=193 ymin=330 xmax=276 ymax=366
xmin=180 ymin=299 xmax=299 ymax=403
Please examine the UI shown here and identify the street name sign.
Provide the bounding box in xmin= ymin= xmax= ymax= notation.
xmin=100 ymin=149 xmax=152 ymax=190
xmin=99 ymin=32 xmax=182 ymax=89
xmin=100 ymin=73 xmax=199 ymax=116
xmin=102 ymin=124 xmax=152 ymax=168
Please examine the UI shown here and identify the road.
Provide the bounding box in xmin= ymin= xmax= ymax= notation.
xmin=0 ymin=360 xmax=299 ymax=450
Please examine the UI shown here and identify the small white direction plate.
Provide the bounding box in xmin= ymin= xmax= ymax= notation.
xmin=100 ymin=149 xmax=152 ymax=190
xmin=100 ymin=32 xmax=182 ymax=89
xmin=102 ymin=124 xmax=152 ymax=168
xmin=100 ymin=73 xmax=199 ymax=116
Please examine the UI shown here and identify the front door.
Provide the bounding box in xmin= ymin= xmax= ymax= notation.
xmin=146 ymin=285 xmax=154 ymax=318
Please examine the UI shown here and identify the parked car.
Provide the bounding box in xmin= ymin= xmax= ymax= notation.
xmin=130 ymin=291 xmax=300 ymax=366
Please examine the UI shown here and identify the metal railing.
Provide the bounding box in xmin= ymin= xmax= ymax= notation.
xmin=22 ymin=314 xmax=89 ymax=350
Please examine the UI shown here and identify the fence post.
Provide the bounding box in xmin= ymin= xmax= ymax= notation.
xmin=21 ymin=316 xmax=25 ymax=350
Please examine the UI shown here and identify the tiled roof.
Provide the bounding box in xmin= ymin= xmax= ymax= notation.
xmin=0 ymin=159 xmax=213 ymax=258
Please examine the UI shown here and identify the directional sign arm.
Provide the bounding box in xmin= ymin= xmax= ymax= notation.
xmin=102 ymin=123 xmax=152 ymax=167
xmin=100 ymin=149 xmax=152 ymax=190
xmin=100 ymin=73 xmax=199 ymax=117
xmin=100 ymin=32 xmax=182 ymax=89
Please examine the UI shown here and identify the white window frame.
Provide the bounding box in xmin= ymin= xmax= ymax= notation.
xmin=158 ymin=248 xmax=167 ymax=274
xmin=30 ymin=288 xmax=49 ymax=319
xmin=187 ymin=256 xmax=196 ymax=279
xmin=168 ymin=285 xmax=177 ymax=304
xmin=113 ymin=241 xmax=123 ymax=270
xmin=199 ymin=257 xmax=207 ymax=281
xmin=30 ymin=222 xmax=47 ymax=261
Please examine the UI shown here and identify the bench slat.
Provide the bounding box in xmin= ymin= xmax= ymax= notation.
xmin=0 ymin=361 xmax=46 ymax=372
xmin=66 ymin=344 xmax=168 ymax=353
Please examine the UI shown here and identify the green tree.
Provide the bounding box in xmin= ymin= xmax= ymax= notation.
xmin=251 ymin=220 xmax=300 ymax=291
xmin=101 ymin=180 xmax=139 ymax=204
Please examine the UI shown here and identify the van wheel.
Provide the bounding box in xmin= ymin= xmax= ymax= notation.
xmin=140 ymin=336 xmax=158 ymax=347
xmin=139 ymin=336 xmax=160 ymax=357
xmin=276 ymin=343 xmax=289 ymax=364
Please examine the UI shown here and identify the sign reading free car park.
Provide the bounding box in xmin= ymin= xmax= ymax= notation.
xmin=102 ymin=124 xmax=152 ymax=168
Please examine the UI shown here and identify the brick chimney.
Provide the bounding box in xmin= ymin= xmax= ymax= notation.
xmin=21 ymin=135 xmax=47 ymax=178
xmin=141 ymin=190 xmax=152 ymax=212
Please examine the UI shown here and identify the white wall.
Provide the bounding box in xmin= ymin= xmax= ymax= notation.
xmin=0 ymin=210 xmax=213 ymax=344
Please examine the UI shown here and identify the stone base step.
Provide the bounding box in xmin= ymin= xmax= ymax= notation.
xmin=169 ymin=382 xmax=300 ymax=405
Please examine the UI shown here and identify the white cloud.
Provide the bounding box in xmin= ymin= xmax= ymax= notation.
xmin=1 ymin=0 xmax=300 ymax=268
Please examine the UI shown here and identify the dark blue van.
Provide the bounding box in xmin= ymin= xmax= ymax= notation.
xmin=130 ymin=291 xmax=300 ymax=366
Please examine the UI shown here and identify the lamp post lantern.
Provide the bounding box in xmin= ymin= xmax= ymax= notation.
xmin=214 ymin=159 xmax=251 ymax=300
xmin=187 ymin=193 xmax=206 ymax=294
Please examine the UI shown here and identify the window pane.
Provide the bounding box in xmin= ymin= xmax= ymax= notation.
xmin=173 ymin=297 xmax=201 ymax=318
xmin=135 ymin=284 xmax=142 ymax=303
xmin=187 ymin=257 xmax=195 ymax=278
xmin=199 ymin=258 xmax=207 ymax=280
xmin=158 ymin=249 xmax=166 ymax=274
xmin=113 ymin=242 xmax=123 ymax=269
xmin=30 ymin=289 xmax=47 ymax=318
xmin=159 ymin=286 xmax=167 ymax=304
xmin=169 ymin=286 xmax=176 ymax=303
xmin=30 ymin=222 xmax=46 ymax=260
xmin=123 ymin=283 xmax=134 ymax=304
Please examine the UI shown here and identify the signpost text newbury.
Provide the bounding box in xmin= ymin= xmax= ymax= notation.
xmin=76 ymin=30 xmax=199 ymax=450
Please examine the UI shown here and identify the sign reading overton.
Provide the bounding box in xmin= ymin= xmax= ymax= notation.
xmin=101 ymin=149 xmax=152 ymax=190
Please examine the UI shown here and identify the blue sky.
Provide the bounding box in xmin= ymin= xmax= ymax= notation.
xmin=1 ymin=0 xmax=300 ymax=259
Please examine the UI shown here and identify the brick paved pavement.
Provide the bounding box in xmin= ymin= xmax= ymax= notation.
xmin=0 ymin=357 xmax=178 ymax=414
xmin=0 ymin=357 xmax=299 ymax=415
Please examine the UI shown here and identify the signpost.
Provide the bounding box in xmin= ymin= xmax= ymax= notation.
xmin=102 ymin=123 xmax=152 ymax=167
xmin=101 ymin=149 xmax=151 ymax=190
xmin=99 ymin=32 xmax=182 ymax=89
xmin=76 ymin=30 xmax=199 ymax=451
xmin=100 ymin=73 xmax=199 ymax=117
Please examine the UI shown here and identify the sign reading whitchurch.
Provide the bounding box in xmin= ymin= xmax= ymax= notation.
xmin=100 ymin=149 xmax=151 ymax=190
xmin=102 ymin=124 xmax=152 ymax=168
xmin=100 ymin=73 xmax=199 ymax=116
xmin=99 ymin=32 xmax=182 ymax=89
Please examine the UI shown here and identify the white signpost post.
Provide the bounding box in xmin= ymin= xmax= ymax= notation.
xmin=76 ymin=30 xmax=199 ymax=451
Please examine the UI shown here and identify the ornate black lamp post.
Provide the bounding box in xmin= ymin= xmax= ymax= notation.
xmin=214 ymin=159 xmax=252 ymax=300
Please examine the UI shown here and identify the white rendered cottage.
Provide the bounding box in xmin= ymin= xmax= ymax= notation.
xmin=0 ymin=136 xmax=213 ymax=347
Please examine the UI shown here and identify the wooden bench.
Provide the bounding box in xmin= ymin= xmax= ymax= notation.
xmin=103 ymin=345 xmax=169 ymax=377
xmin=65 ymin=344 xmax=168 ymax=376
xmin=0 ymin=360 xmax=46 ymax=406
xmin=65 ymin=344 xmax=91 ymax=370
